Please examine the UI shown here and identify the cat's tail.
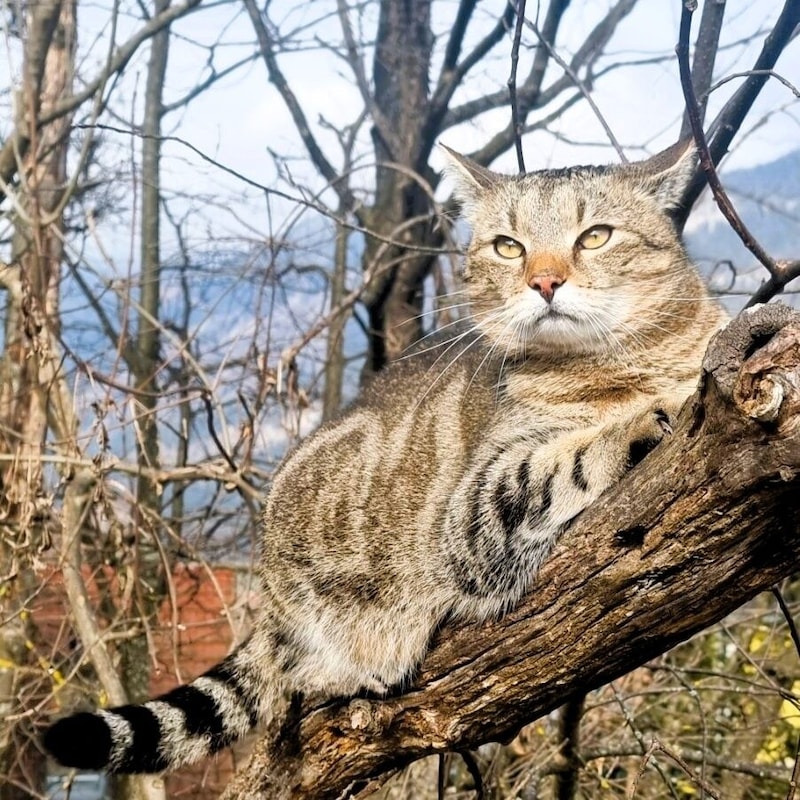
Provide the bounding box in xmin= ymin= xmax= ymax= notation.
xmin=43 ymin=637 xmax=275 ymax=774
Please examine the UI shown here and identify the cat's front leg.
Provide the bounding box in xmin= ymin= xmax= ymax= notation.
xmin=442 ymin=398 xmax=682 ymax=614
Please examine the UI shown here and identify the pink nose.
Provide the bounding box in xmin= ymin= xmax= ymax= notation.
xmin=528 ymin=274 xmax=564 ymax=303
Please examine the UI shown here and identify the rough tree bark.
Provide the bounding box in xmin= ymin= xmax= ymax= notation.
xmin=220 ymin=303 xmax=800 ymax=800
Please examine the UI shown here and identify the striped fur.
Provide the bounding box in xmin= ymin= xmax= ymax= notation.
xmin=43 ymin=142 xmax=728 ymax=774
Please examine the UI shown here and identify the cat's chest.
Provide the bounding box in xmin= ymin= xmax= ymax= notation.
xmin=500 ymin=363 xmax=662 ymax=427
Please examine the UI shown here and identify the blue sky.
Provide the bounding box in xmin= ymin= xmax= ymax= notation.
xmin=1 ymin=1 xmax=797 ymax=262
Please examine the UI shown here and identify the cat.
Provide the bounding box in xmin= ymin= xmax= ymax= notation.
xmin=43 ymin=140 xmax=727 ymax=774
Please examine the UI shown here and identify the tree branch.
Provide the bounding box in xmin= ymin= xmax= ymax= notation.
xmin=243 ymin=0 xmax=354 ymax=209
xmin=446 ymin=0 xmax=636 ymax=166
xmin=524 ymin=14 xmax=627 ymax=162
xmin=508 ymin=0 xmax=528 ymax=172
xmin=0 ymin=0 xmax=204 ymax=206
xmin=423 ymin=2 xmax=514 ymax=159
xmin=443 ymin=0 xmax=570 ymax=132
xmin=441 ymin=0 xmax=479 ymax=74
xmin=678 ymin=0 xmax=726 ymax=140
xmin=221 ymin=304 xmax=800 ymax=799
xmin=335 ymin=0 xmax=399 ymax=158
xmin=61 ymin=470 xmax=128 ymax=706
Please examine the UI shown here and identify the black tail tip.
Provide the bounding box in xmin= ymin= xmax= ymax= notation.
xmin=43 ymin=712 xmax=113 ymax=770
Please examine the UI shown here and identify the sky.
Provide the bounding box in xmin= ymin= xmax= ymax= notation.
xmin=1 ymin=0 xmax=798 ymax=261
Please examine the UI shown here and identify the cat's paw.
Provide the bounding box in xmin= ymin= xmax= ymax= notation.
xmin=625 ymin=400 xmax=682 ymax=468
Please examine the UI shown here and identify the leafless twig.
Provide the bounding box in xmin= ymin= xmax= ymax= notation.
xmin=773 ymin=587 xmax=800 ymax=660
xmin=524 ymin=17 xmax=627 ymax=162
xmin=629 ymin=739 xmax=723 ymax=800
xmin=787 ymin=735 xmax=800 ymax=800
xmin=73 ymin=124 xmax=449 ymax=257
xmin=508 ymin=0 xmax=528 ymax=173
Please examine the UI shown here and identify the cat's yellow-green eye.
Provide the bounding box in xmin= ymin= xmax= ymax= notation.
xmin=494 ymin=237 xmax=525 ymax=259
xmin=577 ymin=225 xmax=612 ymax=250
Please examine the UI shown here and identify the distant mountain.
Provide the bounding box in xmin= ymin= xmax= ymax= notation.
xmin=683 ymin=148 xmax=800 ymax=309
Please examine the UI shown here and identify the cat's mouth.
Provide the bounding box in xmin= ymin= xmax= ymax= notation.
xmin=516 ymin=305 xmax=610 ymax=353
xmin=537 ymin=306 xmax=577 ymax=322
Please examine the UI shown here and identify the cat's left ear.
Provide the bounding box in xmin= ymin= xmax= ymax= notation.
xmin=636 ymin=139 xmax=697 ymax=211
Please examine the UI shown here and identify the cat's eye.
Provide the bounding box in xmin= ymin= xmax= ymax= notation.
xmin=577 ymin=225 xmax=612 ymax=250
xmin=494 ymin=237 xmax=525 ymax=259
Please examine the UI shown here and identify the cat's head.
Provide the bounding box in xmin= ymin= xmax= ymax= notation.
xmin=442 ymin=141 xmax=702 ymax=358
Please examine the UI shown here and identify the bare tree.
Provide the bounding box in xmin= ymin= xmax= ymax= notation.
xmin=0 ymin=1 xmax=78 ymax=795
xmin=0 ymin=0 xmax=798 ymax=798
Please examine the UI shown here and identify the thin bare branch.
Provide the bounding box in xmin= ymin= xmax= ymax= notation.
xmin=424 ymin=3 xmax=514 ymax=155
xmin=243 ymin=0 xmax=354 ymax=209
xmin=773 ymin=587 xmax=800 ymax=661
xmin=631 ymin=739 xmax=723 ymax=800
xmin=508 ymin=0 xmax=528 ymax=173
xmin=787 ymin=736 xmax=800 ymax=800
xmin=444 ymin=0 xmax=635 ymax=166
xmin=60 ymin=470 xmax=128 ymax=706
xmin=677 ymin=0 xmax=800 ymax=218
xmin=335 ymin=0 xmax=399 ymax=156
xmin=441 ymin=0 xmax=479 ymax=73
xmin=72 ymin=123 xmax=449 ymax=256
xmin=524 ymin=15 xmax=627 ymax=162
xmin=443 ymin=0 xmax=572 ymax=131
xmin=707 ymin=68 xmax=800 ymax=98
xmin=679 ymin=0 xmax=726 ymax=139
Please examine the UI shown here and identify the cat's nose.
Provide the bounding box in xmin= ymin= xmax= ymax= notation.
xmin=528 ymin=274 xmax=564 ymax=303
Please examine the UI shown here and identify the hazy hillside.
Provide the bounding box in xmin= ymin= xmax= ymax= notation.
xmin=684 ymin=148 xmax=800 ymax=310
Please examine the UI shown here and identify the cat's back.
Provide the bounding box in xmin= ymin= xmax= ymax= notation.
xmin=259 ymin=326 xmax=502 ymax=581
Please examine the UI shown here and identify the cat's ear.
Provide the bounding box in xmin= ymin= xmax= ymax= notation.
xmin=636 ymin=139 xmax=697 ymax=211
xmin=440 ymin=144 xmax=501 ymax=217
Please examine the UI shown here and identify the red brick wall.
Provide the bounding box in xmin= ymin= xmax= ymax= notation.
xmin=152 ymin=563 xmax=248 ymax=799
xmin=33 ymin=562 xmax=254 ymax=799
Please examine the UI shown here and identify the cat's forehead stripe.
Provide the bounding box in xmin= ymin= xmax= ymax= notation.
xmin=507 ymin=204 xmax=517 ymax=232
xmin=576 ymin=196 xmax=585 ymax=227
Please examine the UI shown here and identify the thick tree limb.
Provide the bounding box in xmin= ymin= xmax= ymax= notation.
xmin=222 ymin=304 xmax=800 ymax=800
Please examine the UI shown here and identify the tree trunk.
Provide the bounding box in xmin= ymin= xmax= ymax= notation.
xmin=112 ymin=5 xmax=171 ymax=798
xmin=361 ymin=0 xmax=437 ymax=373
xmin=220 ymin=304 xmax=800 ymax=800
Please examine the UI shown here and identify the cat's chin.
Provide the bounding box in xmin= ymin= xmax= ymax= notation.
xmin=511 ymin=311 xmax=610 ymax=357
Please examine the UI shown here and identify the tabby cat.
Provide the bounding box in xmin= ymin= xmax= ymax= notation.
xmin=43 ymin=141 xmax=727 ymax=773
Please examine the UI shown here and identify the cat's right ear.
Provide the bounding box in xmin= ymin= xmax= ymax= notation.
xmin=637 ymin=138 xmax=697 ymax=211
xmin=440 ymin=145 xmax=499 ymax=218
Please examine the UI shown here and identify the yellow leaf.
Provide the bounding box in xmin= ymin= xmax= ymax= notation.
xmin=675 ymin=778 xmax=698 ymax=796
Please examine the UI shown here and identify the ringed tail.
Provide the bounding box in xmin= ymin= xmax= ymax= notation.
xmin=43 ymin=643 xmax=262 ymax=774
